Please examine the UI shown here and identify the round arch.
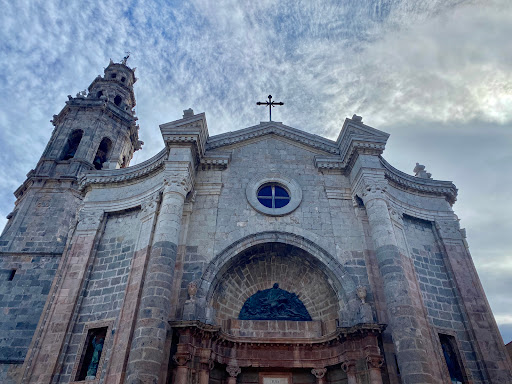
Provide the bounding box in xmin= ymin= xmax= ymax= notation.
xmin=197 ymin=231 xmax=360 ymax=325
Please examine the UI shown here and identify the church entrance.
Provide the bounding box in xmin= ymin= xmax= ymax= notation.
xmin=168 ymin=240 xmax=386 ymax=384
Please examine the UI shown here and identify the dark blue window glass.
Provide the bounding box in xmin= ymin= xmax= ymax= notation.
xmin=257 ymin=184 xmax=290 ymax=209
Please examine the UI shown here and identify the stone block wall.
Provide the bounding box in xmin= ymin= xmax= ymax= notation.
xmin=0 ymin=188 xmax=80 ymax=255
xmin=57 ymin=209 xmax=140 ymax=383
xmin=403 ymin=215 xmax=484 ymax=382
xmin=0 ymin=255 xmax=59 ymax=383
xmin=225 ymin=319 xmax=324 ymax=338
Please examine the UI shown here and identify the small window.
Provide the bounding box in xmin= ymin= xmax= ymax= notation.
xmin=439 ymin=334 xmax=465 ymax=383
xmin=96 ymin=90 xmax=103 ymax=98
xmin=110 ymin=73 xmax=116 ymax=79
xmin=257 ymin=184 xmax=290 ymax=209
xmin=75 ymin=327 xmax=107 ymax=381
xmin=114 ymin=95 xmax=122 ymax=106
xmin=8 ymin=269 xmax=16 ymax=281
xmin=121 ymin=77 xmax=126 ymax=82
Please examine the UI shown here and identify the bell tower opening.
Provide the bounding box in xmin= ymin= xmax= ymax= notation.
xmin=93 ymin=137 xmax=112 ymax=170
xmin=61 ymin=129 xmax=83 ymax=160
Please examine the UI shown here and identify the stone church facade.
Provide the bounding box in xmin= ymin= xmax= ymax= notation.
xmin=0 ymin=59 xmax=511 ymax=384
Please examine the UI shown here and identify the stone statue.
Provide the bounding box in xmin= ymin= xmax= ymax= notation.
xmin=85 ymin=335 xmax=104 ymax=379
xmin=187 ymin=281 xmax=198 ymax=301
xmin=239 ymin=283 xmax=312 ymax=321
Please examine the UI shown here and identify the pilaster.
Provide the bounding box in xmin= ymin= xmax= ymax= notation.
xmin=356 ymin=175 xmax=438 ymax=383
xmin=103 ymin=195 xmax=160 ymax=384
xmin=435 ymin=220 xmax=512 ymax=383
xmin=21 ymin=209 xmax=104 ymax=384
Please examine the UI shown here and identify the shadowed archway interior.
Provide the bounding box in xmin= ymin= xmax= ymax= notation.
xmin=209 ymin=242 xmax=340 ymax=325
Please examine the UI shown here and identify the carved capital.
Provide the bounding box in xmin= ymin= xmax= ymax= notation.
xmin=359 ymin=178 xmax=388 ymax=204
xmin=173 ymin=352 xmax=191 ymax=366
xmin=388 ymin=206 xmax=403 ymax=225
xmin=76 ymin=209 xmax=103 ymax=230
xmin=311 ymin=368 xmax=327 ymax=379
xmin=140 ymin=194 xmax=160 ymax=217
xmin=226 ymin=365 xmax=241 ymax=378
xmin=435 ymin=219 xmax=463 ymax=240
xmin=163 ymin=171 xmax=192 ymax=196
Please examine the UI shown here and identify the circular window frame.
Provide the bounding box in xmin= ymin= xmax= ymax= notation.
xmin=246 ymin=175 xmax=302 ymax=216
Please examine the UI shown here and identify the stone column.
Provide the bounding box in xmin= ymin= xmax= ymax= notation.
xmin=173 ymin=353 xmax=192 ymax=384
xmin=226 ymin=365 xmax=241 ymax=384
xmin=311 ymin=368 xmax=327 ymax=384
xmin=125 ymin=170 xmax=192 ymax=384
xmin=341 ymin=360 xmax=357 ymax=384
xmin=198 ymin=348 xmax=213 ymax=384
xmin=366 ymin=356 xmax=384 ymax=384
xmin=360 ymin=179 xmax=436 ymax=383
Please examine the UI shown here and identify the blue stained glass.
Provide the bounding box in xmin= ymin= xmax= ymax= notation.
xmin=258 ymin=186 xmax=272 ymax=196
xmin=274 ymin=198 xmax=290 ymax=208
xmin=258 ymin=197 xmax=273 ymax=208
xmin=274 ymin=186 xmax=289 ymax=197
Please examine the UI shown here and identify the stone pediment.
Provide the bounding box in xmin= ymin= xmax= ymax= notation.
xmin=206 ymin=122 xmax=340 ymax=155
xmin=335 ymin=116 xmax=390 ymax=167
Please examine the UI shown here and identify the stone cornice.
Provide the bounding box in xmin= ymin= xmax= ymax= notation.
xmin=169 ymin=320 xmax=385 ymax=346
xmin=200 ymin=152 xmax=231 ymax=170
xmin=206 ymin=122 xmax=340 ymax=155
xmin=78 ymin=148 xmax=167 ymax=191
xmin=380 ymin=157 xmax=458 ymax=205
xmin=314 ymin=156 xmax=344 ymax=170
xmin=160 ymin=113 xmax=209 ymax=163
xmin=52 ymin=97 xmax=137 ymax=127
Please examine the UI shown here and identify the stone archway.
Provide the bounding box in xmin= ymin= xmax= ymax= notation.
xmin=197 ymin=231 xmax=360 ymax=327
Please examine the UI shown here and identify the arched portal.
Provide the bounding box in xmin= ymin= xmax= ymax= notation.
xmin=197 ymin=231 xmax=360 ymax=328
xmin=171 ymin=232 xmax=385 ymax=384
xmin=208 ymin=242 xmax=341 ymax=330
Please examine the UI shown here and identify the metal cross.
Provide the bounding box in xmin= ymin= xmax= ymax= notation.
xmin=257 ymin=95 xmax=284 ymax=121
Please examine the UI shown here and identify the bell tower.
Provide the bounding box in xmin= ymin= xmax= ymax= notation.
xmin=0 ymin=57 xmax=142 ymax=254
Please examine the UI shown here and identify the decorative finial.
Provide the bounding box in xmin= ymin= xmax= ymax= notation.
xmin=413 ymin=163 xmax=432 ymax=179
xmin=121 ymin=52 xmax=130 ymax=65
xmin=352 ymin=114 xmax=363 ymax=122
xmin=183 ymin=108 xmax=194 ymax=118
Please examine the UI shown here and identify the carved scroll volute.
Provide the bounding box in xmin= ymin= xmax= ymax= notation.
xmin=311 ymin=368 xmax=327 ymax=379
xmin=366 ymin=355 xmax=384 ymax=369
xmin=226 ymin=365 xmax=241 ymax=378
xmin=173 ymin=352 xmax=191 ymax=366
xmin=341 ymin=359 xmax=356 ymax=373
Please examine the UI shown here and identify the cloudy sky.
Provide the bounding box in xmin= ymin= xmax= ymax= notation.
xmin=1 ymin=0 xmax=511 ymax=343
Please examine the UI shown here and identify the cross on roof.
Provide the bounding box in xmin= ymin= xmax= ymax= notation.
xmin=256 ymin=95 xmax=284 ymax=122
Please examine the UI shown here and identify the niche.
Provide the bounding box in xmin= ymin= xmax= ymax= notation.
xmin=75 ymin=326 xmax=108 ymax=381
xmin=114 ymin=95 xmax=122 ymax=106
xmin=93 ymin=138 xmax=112 ymax=170
xmin=61 ymin=130 xmax=83 ymax=160
xmin=439 ymin=333 xmax=465 ymax=383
